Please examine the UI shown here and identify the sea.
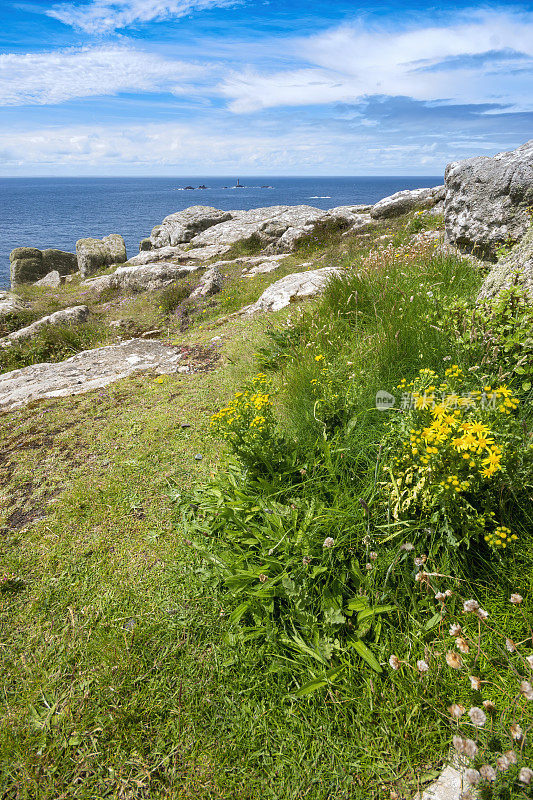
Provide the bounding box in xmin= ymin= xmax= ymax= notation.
xmin=0 ymin=176 xmax=442 ymax=289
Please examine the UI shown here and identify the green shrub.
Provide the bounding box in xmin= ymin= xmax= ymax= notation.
xmin=438 ymin=285 xmax=533 ymax=394
xmin=381 ymin=365 xmax=531 ymax=557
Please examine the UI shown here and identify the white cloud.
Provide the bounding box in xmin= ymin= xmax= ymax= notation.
xmin=0 ymin=119 xmax=497 ymax=174
xmin=221 ymin=9 xmax=533 ymax=112
xmin=0 ymin=46 xmax=205 ymax=105
xmin=47 ymin=0 xmax=237 ymax=33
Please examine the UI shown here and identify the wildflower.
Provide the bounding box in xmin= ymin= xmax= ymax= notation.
xmin=365 ymin=563 xmax=372 ymax=571
xmin=258 ymin=574 xmax=268 ymax=583
xmin=464 ymin=769 xmax=481 ymax=786
xmin=469 ymin=675 xmax=481 ymax=690
xmin=520 ymin=680 xmax=533 ymax=700
xmin=302 ymin=556 xmax=311 ymax=566
xmin=417 ymin=659 xmax=429 ymax=673
xmin=456 ymin=637 xmax=470 ymax=654
xmin=483 ymin=699 xmax=495 ymax=713
xmin=400 ymin=542 xmax=414 ymax=551
xmin=449 ymin=703 xmax=465 ymax=718
xmin=468 ymin=707 xmax=487 ymax=727
xmin=476 ymin=608 xmax=489 ymax=620
xmin=435 ymin=592 xmax=446 ymax=601
xmin=415 ymin=571 xmax=428 ymax=582
xmin=323 ymin=537 xmax=335 ymax=548
xmin=446 ymin=651 xmax=464 ymax=669
xmin=480 ymin=765 xmax=496 ymax=782
xmin=526 ymin=655 xmax=533 ymax=668
xmin=504 ymin=750 xmax=517 ymax=765
xmin=505 ymin=638 xmax=516 ymax=653
xmin=444 ymin=589 xmax=453 ymax=598
xmin=463 ymin=599 xmax=479 ymax=613
xmin=369 ymin=551 xmax=378 ymax=560
xmin=453 ymin=736 xmax=478 ymax=758
xmin=449 ymin=623 xmax=462 ymax=636
xmin=510 ymin=723 xmax=523 ymax=740
xmin=414 ymin=555 xmax=427 ymax=566
xmin=510 ymin=593 xmax=523 ymax=604
xmin=389 ymin=654 xmax=400 ymax=670
xmin=519 ymin=767 xmax=533 ymax=785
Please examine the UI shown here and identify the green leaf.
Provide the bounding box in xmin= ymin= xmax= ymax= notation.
xmin=345 ymin=597 xmax=369 ymax=611
xmin=349 ymin=639 xmax=383 ymax=673
xmin=356 ymin=605 xmax=394 ymax=624
xmin=424 ymin=612 xmax=443 ymax=631
xmin=295 ymin=666 xmax=344 ymax=697
xmin=229 ymin=602 xmax=250 ymax=625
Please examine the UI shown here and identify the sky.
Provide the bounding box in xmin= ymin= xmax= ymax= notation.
xmin=0 ymin=0 xmax=532 ymax=175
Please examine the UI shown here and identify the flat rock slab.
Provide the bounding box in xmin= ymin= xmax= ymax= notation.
xmin=0 ymin=339 xmax=186 ymax=411
xmin=1 ymin=305 xmax=89 ymax=346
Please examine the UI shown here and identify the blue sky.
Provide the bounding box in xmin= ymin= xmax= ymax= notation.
xmin=0 ymin=0 xmax=532 ymax=175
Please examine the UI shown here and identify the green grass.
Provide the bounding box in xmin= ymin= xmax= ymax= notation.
xmin=1 ymin=216 xmax=532 ymax=799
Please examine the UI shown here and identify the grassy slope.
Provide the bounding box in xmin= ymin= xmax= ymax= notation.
xmin=1 ymin=213 xmax=511 ymax=799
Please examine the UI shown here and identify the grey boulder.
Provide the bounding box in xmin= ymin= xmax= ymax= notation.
xmin=149 ymin=206 xmax=232 ymax=248
xmin=34 ymin=270 xmax=62 ymax=288
xmin=83 ymin=262 xmax=203 ymax=296
xmin=76 ymin=234 xmax=127 ymax=277
xmin=0 ymin=305 xmax=89 ymax=346
xmin=0 ymin=292 xmax=29 ymax=317
xmin=371 ymin=186 xmax=445 ymax=219
xmin=240 ymin=267 xmax=340 ymax=314
xmin=190 ymin=266 xmax=223 ymax=298
xmin=445 ymin=139 xmax=533 ymax=258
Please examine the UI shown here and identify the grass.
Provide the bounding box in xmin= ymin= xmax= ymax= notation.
xmin=1 ymin=214 xmax=532 ymax=799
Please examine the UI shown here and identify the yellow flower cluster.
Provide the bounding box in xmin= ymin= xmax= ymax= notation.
xmin=484 ymin=525 xmax=518 ymax=549
xmin=388 ymin=368 xmax=520 ymax=545
xmin=210 ymin=373 xmax=273 ymax=439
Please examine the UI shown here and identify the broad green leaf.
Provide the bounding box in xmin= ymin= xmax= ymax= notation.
xmin=356 ymin=605 xmax=394 ymax=624
xmin=350 ymin=640 xmax=382 ymax=673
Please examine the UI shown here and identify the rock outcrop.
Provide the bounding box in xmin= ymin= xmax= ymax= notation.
xmin=76 ymin=234 xmax=127 ymax=278
xmin=240 ymin=267 xmax=340 ymax=314
xmin=0 ymin=339 xmax=186 ymax=411
xmin=445 ymin=140 xmax=533 ymax=258
xmin=0 ymin=306 xmax=89 ymax=346
xmin=478 ymin=226 xmax=533 ymax=302
xmin=83 ymin=262 xmax=203 ymax=296
xmin=35 ymin=270 xmax=63 ymax=288
xmin=370 ymin=186 xmax=445 ymax=219
xmin=0 ymin=292 xmax=29 ymax=317
xmin=149 ymin=206 xmax=232 ymax=248
xmin=10 ymin=247 xmax=77 ymax=287
xmin=190 ymin=266 xmax=223 ymax=299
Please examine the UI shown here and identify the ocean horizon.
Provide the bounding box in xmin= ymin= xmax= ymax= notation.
xmin=1 ymin=175 xmax=442 ymax=289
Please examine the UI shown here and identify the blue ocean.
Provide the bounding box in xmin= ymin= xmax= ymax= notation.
xmin=0 ymin=176 xmax=442 ymax=289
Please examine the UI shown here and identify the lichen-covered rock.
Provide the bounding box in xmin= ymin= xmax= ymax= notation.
xmin=0 ymin=339 xmax=185 ymax=411
xmin=478 ymin=225 xmax=533 ymax=302
xmin=0 ymin=292 xmax=28 ymax=317
xmin=371 ymin=186 xmax=445 ymax=219
xmin=445 ymin=140 xmax=533 ymax=258
xmin=10 ymin=248 xmax=44 ymax=286
xmin=41 ymin=249 xmax=78 ymax=275
xmin=139 ymin=238 xmax=152 ymax=251
xmin=10 ymin=247 xmax=77 ymax=287
xmin=187 ymin=205 xmax=325 ymax=251
xmin=34 ymin=270 xmax=62 ymax=288
xmin=190 ymin=267 xmax=223 ymax=299
xmin=240 ymin=267 xmax=340 ymax=314
xmin=76 ymin=234 xmax=127 ymax=277
xmin=0 ymin=306 xmax=89 ymax=346
xmin=149 ymin=206 xmax=233 ymax=248
xmin=83 ymin=262 xmax=203 ymax=296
